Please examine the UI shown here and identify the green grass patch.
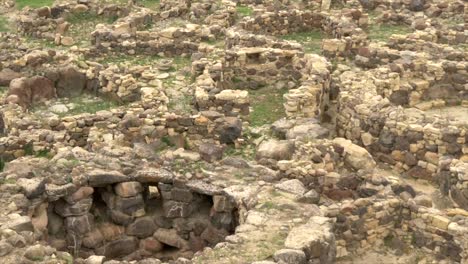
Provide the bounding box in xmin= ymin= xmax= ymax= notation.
xmin=32 ymin=96 xmax=120 ymax=116
xmin=97 ymin=54 xmax=162 ymax=66
xmin=0 ymin=86 xmax=8 ymax=96
xmin=249 ymin=87 xmax=288 ymax=127
xmin=0 ymin=15 xmax=10 ymax=32
xmin=368 ymin=23 xmax=412 ymax=41
xmin=259 ymin=201 xmax=277 ymax=210
xmin=167 ymin=94 xmax=193 ymax=114
xmin=24 ymin=36 xmax=56 ymax=48
xmin=0 ymin=158 xmax=6 ymax=172
xmin=225 ymin=144 xmax=255 ymax=160
xmin=66 ymin=12 xmax=118 ymax=46
xmin=280 ymin=30 xmax=323 ymax=54
xmin=237 ymin=5 xmax=253 ymax=17
xmin=67 ymin=97 xmax=118 ymax=116
xmin=0 ymin=178 xmax=16 ymax=185
xmin=35 ymin=149 xmax=53 ymax=158
xmin=23 ymin=142 xmax=53 ymax=158
xmin=140 ymin=0 xmax=160 ymax=9
xmin=170 ymin=56 xmax=191 ymax=71
xmin=16 ymin=0 xmax=54 ymax=9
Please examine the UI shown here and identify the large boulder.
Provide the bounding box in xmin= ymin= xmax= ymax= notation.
xmin=286 ymin=123 xmax=329 ymax=140
xmin=284 ymin=216 xmax=335 ymax=263
xmin=256 ymin=139 xmax=295 ymax=161
xmin=0 ymin=69 xmax=23 ymax=86
xmin=332 ymin=138 xmax=376 ymax=171
xmin=95 ymin=236 xmax=138 ymax=259
xmin=153 ymin=228 xmax=190 ymax=249
xmin=55 ymin=66 xmax=86 ymax=97
xmin=218 ymin=117 xmax=242 ymax=144
xmin=87 ymin=169 xmax=128 ymax=187
xmin=7 ymin=76 xmax=56 ymax=108
xmin=409 ymin=0 xmax=425 ymax=11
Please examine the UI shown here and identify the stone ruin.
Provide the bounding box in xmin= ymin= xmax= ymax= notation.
xmin=0 ymin=0 xmax=466 ymax=263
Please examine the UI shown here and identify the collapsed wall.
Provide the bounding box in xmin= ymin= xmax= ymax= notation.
xmin=45 ymin=174 xmax=238 ymax=260
xmin=335 ymin=66 xmax=467 ymax=181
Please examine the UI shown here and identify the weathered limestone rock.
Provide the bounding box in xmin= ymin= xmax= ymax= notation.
xmin=0 ymin=241 xmax=13 ymax=257
xmin=55 ymin=66 xmax=86 ymax=97
xmin=153 ymin=228 xmax=189 ymax=249
xmin=219 ymin=117 xmax=242 ymax=144
xmin=17 ymin=177 xmax=46 ymax=198
xmin=286 ymin=123 xmax=329 ymax=140
xmin=163 ymin=200 xmax=193 ymax=218
xmin=274 ymin=249 xmax=307 ymax=264
xmin=3 ymin=215 xmax=34 ymax=232
xmin=332 ymin=138 xmax=376 ymax=171
xmin=285 ymin=216 xmax=335 ymax=263
xmin=199 ymin=143 xmax=224 ymax=162
xmin=95 ymin=236 xmax=138 ymax=259
xmin=126 ymin=216 xmax=157 ymax=238
xmin=275 ymin=179 xmax=307 ymax=196
xmin=24 ymin=244 xmax=47 ymax=261
xmin=256 ymin=140 xmax=295 ymax=161
xmin=7 ymin=76 xmax=56 ymax=108
xmin=114 ymin=182 xmax=143 ymax=198
xmin=87 ymin=169 xmax=128 ymax=186
xmin=0 ymin=69 xmax=23 ymax=86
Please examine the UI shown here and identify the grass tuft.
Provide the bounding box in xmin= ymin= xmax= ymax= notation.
xmin=237 ymin=6 xmax=253 ymax=17
xmin=140 ymin=0 xmax=160 ymax=9
xmin=280 ymin=30 xmax=323 ymax=54
xmin=66 ymin=98 xmax=118 ymax=116
xmin=368 ymin=23 xmax=412 ymax=41
xmin=0 ymin=16 xmax=9 ymax=32
xmin=16 ymin=0 xmax=54 ymax=9
xmin=249 ymin=87 xmax=288 ymax=127
xmin=66 ymin=11 xmax=118 ymax=46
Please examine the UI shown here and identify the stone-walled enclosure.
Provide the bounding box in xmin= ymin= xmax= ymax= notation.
xmin=0 ymin=0 xmax=466 ymax=263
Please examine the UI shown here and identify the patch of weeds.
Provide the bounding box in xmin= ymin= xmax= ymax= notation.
xmin=383 ymin=233 xmax=394 ymax=248
xmin=0 ymin=15 xmax=10 ymax=32
xmin=24 ymin=37 xmax=56 ymax=48
xmin=270 ymin=189 xmax=282 ymax=197
xmin=29 ymin=256 xmax=44 ymax=262
xmin=0 ymin=178 xmax=16 ymax=185
xmin=16 ymin=0 xmax=54 ymax=9
xmin=234 ymin=172 xmax=243 ymax=179
xmin=24 ymin=142 xmax=34 ymax=156
xmin=140 ymin=0 xmax=160 ymax=9
xmin=280 ymin=30 xmax=323 ymax=54
xmin=62 ymin=254 xmax=73 ymax=264
xmin=66 ymin=158 xmax=80 ymax=168
xmin=224 ymin=144 xmax=255 ymax=160
xmin=65 ymin=175 xmax=73 ymax=183
xmin=66 ymin=97 xmax=119 ymax=116
xmin=35 ymin=149 xmax=53 ymax=159
xmin=0 ymin=158 xmax=5 ymax=172
xmin=66 ymin=12 xmax=117 ymax=46
xmin=161 ymin=136 xmax=175 ymax=147
xmin=97 ymin=54 xmax=162 ymax=66
xmin=23 ymin=143 xmax=53 ymax=159
xmin=167 ymin=94 xmax=193 ymax=114
xmin=260 ymin=201 xmax=276 ymax=210
xmin=237 ymin=6 xmax=253 ymax=17
xmin=202 ymin=39 xmax=225 ymax=49
xmin=249 ymin=87 xmax=288 ymax=127
xmin=155 ymin=136 xmax=175 ymax=152
xmin=170 ymin=56 xmax=191 ymax=72
xmin=271 ymin=231 xmax=287 ymax=247
xmin=0 ymin=86 xmax=8 ymax=96
xmin=368 ymin=23 xmax=412 ymax=42
xmin=232 ymin=76 xmax=243 ymax=84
